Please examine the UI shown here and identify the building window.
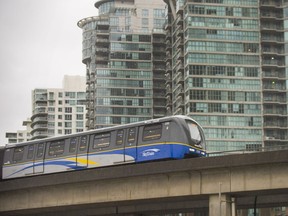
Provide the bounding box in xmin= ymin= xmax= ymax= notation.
xmin=65 ymin=107 xmax=72 ymax=113
xmin=142 ymin=18 xmax=149 ymax=26
xmin=76 ymin=107 xmax=84 ymax=112
xmin=153 ymin=9 xmax=165 ymax=17
xmin=65 ymin=122 xmax=72 ymax=128
xmin=77 ymin=114 xmax=83 ymax=120
xmin=65 ymin=129 xmax=72 ymax=134
xmin=142 ymin=9 xmax=149 ymax=17
xmin=65 ymin=115 xmax=72 ymax=120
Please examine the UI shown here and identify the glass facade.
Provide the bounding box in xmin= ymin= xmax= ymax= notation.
xmin=78 ymin=0 xmax=166 ymax=129
xmin=79 ymin=0 xmax=288 ymax=152
xmin=165 ymin=0 xmax=266 ymax=152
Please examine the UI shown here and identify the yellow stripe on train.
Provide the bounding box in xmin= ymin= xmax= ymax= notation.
xmin=66 ymin=157 xmax=99 ymax=166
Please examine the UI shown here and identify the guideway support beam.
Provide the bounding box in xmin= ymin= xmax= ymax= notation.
xmin=209 ymin=194 xmax=236 ymax=216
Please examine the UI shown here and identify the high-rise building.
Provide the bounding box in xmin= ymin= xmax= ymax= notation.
xmin=164 ymin=0 xmax=288 ymax=152
xmin=30 ymin=75 xmax=86 ymax=140
xmin=78 ymin=0 xmax=167 ymax=130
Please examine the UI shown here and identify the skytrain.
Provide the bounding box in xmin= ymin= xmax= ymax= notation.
xmin=0 ymin=115 xmax=206 ymax=180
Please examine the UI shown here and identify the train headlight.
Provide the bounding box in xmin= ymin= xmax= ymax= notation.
xmin=189 ymin=148 xmax=196 ymax=152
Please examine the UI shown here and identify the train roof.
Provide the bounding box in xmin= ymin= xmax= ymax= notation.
xmin=4 ymin=115 xmax=197 ymax=149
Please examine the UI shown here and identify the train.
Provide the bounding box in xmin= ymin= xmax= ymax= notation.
xmin=0 ymin=115 xmax=206 ymax=180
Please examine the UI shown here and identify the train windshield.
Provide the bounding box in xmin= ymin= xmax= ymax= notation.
xmin=186 ymin=121 xmax=202 ymax=146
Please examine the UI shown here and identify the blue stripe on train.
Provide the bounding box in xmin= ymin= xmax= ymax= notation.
xmin=92 ymin=143 xmax=196 ymax=162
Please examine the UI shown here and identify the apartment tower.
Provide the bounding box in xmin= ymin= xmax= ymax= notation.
xmin=78 ymin=0 xmax=167 ymax=130
xmin=164 ymin=0 xmax=288 ymax=152
xmin=30 ymin=75 xmax=86 ymax=140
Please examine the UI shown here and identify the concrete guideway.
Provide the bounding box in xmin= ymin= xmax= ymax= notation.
xmin=0 ymin=150 xmax=288 ymax=215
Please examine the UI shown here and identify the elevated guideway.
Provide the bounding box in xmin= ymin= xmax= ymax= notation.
xmin=0 ymin=150 xmax=288 ymax=215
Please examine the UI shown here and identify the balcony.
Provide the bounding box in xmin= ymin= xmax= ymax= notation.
xmin=263 ymin=84 xmax=286 ymax=92
xmin=31 ymin=130 xmax=48 ymax=140
xmin=262 ymin=48 xmax=284 ymax=55
xmin=175 ymin=14 xmax=183 ymax=25
xmin=262 ymin=71 xmax=286 ymax=79
xmin=260 ymin=12 xmax=283 ymax=19
xmin=262 ymin=60 xmax=285 ymax=67
xmin=261 ymin=35 xmax=284 ymax=43
xmin=263 ymin=97 xmax=286 ymax=104
xmin=173 ymin=83 xmax=184 ymax=97
xmin=174 ymin=71 xmax=184 ymax=84
xmin=263 ymin=109 xmax=287 ymax=116
xmin=260 ymin=24 xmax=284 ymax=31
xmin=95 ymin=38 xmax=109 ymax=44
xmin=95 ymin=48 xmax=109 ymax=53
xmin=260 ymin=0 xmax=283 ymax=8
xmin=95 ymin=56 xmax=109 ymax=63
xmin=264 ymin=121 xmax=287 ymax=128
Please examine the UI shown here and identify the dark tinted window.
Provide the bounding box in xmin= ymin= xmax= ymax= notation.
xmin=36 ymin=143 xmax=45 ymax=158
xmin=127 ymin=128 xmax=136 ymax=143
xmin=49 ymin=140 xmax=65 ymax=156
xmin=93 ymin=133 xmax=110 ymax=149
xmin=143 ymin=124 xmax=162 ymax=141
xmin=116 ymin=130 xmax=124 ymax=145
xmin=69 ymin=137 xmax=77 ymax=153
xmin=13 ymin=147 xmax=24 ymax=162
xmin=27 ymin=145 xmax=34 ymax=159
xmin=79 ymin=136 xmax=88 ymax=151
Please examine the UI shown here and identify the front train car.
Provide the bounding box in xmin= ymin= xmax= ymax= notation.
xmin=165 ymin=115 xmax=206 ymax=159
xmin=183 ymin=116 xmax=206 ymax=157
xmin=136 ymin=115 xmax=206 ymax=162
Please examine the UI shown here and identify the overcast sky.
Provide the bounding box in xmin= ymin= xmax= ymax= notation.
xmin=0 ymin=0 xmax=98 ymax=146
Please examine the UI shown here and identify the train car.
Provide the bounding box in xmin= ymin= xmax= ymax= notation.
xmin=1 ymin=115 xmax=206 ymax=180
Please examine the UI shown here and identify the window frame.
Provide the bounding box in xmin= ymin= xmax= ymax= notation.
xmin=12 ymin=146 xmax=25 ymax=163
xmin=48 ymin=140 xmax=65 ymax=157
xmin=142 ymin=123 xmax=162 ymax=141
xmin=93 ymin=133 xmax=111 ymax=149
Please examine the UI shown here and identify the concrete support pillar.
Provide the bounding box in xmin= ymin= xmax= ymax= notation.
xmin=209 ymin=194 xmax=232 ymax=216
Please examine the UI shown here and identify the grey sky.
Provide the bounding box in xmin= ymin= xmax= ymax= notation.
xmin=0 ymin=0 xmax=97 ymax=146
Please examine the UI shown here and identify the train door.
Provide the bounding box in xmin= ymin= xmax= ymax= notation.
xmin=26 ymin=144 xmax=36 ymax=175
xmin=68 ymin=137 xmax=78 ymax=168
xmin=34 ymin=143 xmax=45 ymax=174
xmin=76 ymin=135 xmax=89 ymax=168
xmin=115 ymin=129 xmax=125 ymax=164
xmin=124 ymin=127 xmax=138 ymax=162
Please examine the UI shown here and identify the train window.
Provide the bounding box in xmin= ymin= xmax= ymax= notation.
xmin=36 ymin=143 xmax=45 ymax=158
xmin=186 ymin=121 xmax=201 ymax=144
xmin=69 ymin=137 xmax=77 ymax=153
xmin=116 ymin=130 xmax=124 ymax=145
xmin=93 ymin=133 xmax=110 ymax=149
xmin=27 ymin=145 xmax=35 ymax=159
xmin=79 ymin=136 xmax=88 ymax=151
xmin=49 ymin=140 xmax=65 ymax=156
xmin=143 ymin=124 xmax=162 ymax=141
xmin=13 ymin=146 xmax=24 ymax=162
xmin=127 ymin=128 xmax=136 ymax=143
